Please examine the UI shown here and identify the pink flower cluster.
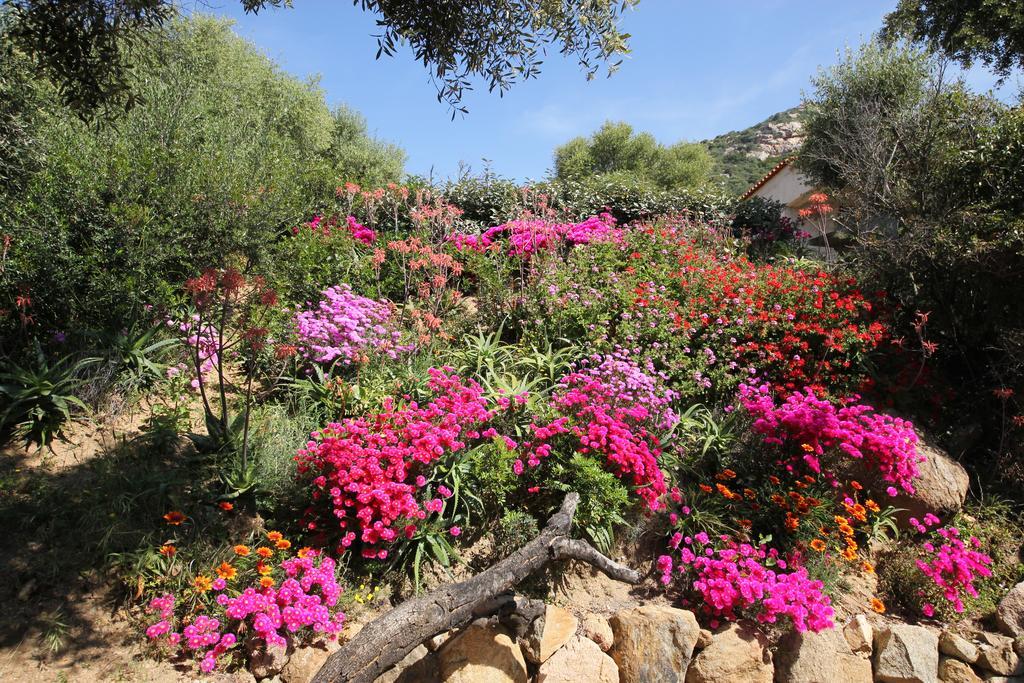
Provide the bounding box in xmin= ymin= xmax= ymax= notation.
xmin=296 ymin=368 xmax=496 ymax=558
xmin=449 ymin=213 xmax=621 ymax=256
xmin=293 ymin=284 xmax=413 ymax=365
xmin=166 ymin=314 xmax=220 ymax=391
xmin=515 ymin=353 xmax=674 ymax=510
xmin=143 ymin=552 xmax=344 ymax=674
xmin=913 ymin=517 xmax=993 ymax=613
xmin=738 ymin=383 xmax=922 ymax=494
xmin=294 ymin=214 xmax=377 ymax=245
xmin=660 ymin=533 xmax=834 ymax=633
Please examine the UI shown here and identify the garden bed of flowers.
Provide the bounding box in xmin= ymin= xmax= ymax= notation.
xmin=2 ymin=181 xmax=1019 ymax=677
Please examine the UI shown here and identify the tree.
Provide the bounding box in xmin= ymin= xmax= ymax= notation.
xmin=798 ymin=40 xmax=1000 ymax=224
xmin=883 ymin=0 xmax=1024 ymax=80
xmin=2 ymin=0 xmax=637 ymax=118
xmin=553 ymin=120 xmax=712 ymax=191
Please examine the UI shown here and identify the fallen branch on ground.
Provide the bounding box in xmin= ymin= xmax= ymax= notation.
xmin=311 ymin=492 xmax=639 ymax=683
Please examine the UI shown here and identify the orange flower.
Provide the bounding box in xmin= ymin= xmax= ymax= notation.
xmin=297 ymin=547 xmax=316 ymax=559
xmin=259 ymin=576 xmax=274 ymax=589
xmin=699 ymin=484 xmax=713 ymax=493
xmin=768 ymin=475 xmax=781 ymax=485
xmin=870 ymin=598 xmax=886 ymax=614
xmin=256 ymin=546 xmax=274 ymax=558
xmin=770 ymin=494 xmax=786 ymax=506
xmin=834 ymin=515 xmax=849 ymax=526
xmin=194 ymin=575 xmax=213 ymax=593
xmin=737 ymin=519 xmax=753 ymax=530
xmin=861 ymin=561 xmax=875 ymax=574
xmin=163 ymin=511 xmax=186 ymax=525
xmin=216 ymin=562 xmax=237 ymax=580
xmin=159 ymin=544 xmax=176 ymax=558
xmin=800 ymin=443 xmax=814 ymax=453
xmin=233 ymin=545 xmax=251 ymax=557
xmin=850 ymin=480 xmax=863 ymax=491
xmin=276 ymin=539 xmax=291 ymax=550
xmin=256 ymin=560 xmax=273 ymax=576
xmin=865 ymin=500 xmax=880 ymax=513
xmin=267 ymin=531 xmax=283 ymax=542
xmin=218 ymin=501 xmax=234 ymax=511
xmin=743 ymin=488 xmax=757 ymax=500
xmin=716 ymin=469 xmax=737 ymax=480
xmin=810 ymin=539 xmax=827 ymax=552
xmin=785 ymin=513 xmax=800 ymax=531
xmin=842 ymin=546 xmax=858 ymax=561
xmin=839 ymin=523 xmax=854 ymax=536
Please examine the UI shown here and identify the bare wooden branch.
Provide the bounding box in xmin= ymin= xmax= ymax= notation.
xmin=311 ymin=492 xmax=639 ymax=683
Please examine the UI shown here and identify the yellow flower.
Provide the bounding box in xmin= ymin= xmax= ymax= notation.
xmin=233 ymin=545 xmax=251 ymax=557
xmin=194 ymin=575 xmax=213 ymax=593
xmin=216 ymin=562 xmax=237 ymax=580
xmin=259 ymin=576 xmax=274 ymax=589
xmin=256 ymin=560 xmax=273 ymax=576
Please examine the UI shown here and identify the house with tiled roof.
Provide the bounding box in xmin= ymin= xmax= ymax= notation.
xmin=740 ymin=158 xmax=838 ymax=246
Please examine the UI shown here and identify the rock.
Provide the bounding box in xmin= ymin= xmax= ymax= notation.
xmin=873 ymin=624 xmax=939 ymax=683
xmin=281 ymin=640 xmax=340 ymax=683
xmin=523 ymin=605 xmax=579 ymax=664
xmin=697 ymin=629 xmax=714 ymax=650
xmin=998 ymin=583 xmax=1024 ymax=637
xmin=940 ymin=657 xmax=983 ymax=683
xmin=536 ymin=635 xmax=619 ymax=683
xmin=437 ymin=624 xmax=529 ymax=683
xmin=426 ymin=631 xmax=451 ymax=652
xmin=774 ymin=627 xmax=871 ymax=683
xmin=249 ymin=639 xmax=291 ymax=680
xmin=609 ymin=604 xmax=701 ymax=682
xmin=941 ymin=631 xmax=980 ymax=664
xmin=685 ymin=622 xmax=773 ymax=683
xmin=374 ymin=644 xmax=439 ymax=683
xmin=890 ymin=437 xmax=969 ymax=526
xmin=581 ymin=614 xmax=614 ymax=652
xmin=977 ymin=636 xmax=1022 ymax=676
xmin=844 ymin=615 xmax=874 ymax=655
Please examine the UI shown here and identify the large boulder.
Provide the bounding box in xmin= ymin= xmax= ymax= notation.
xmin=536 ymin=635 xmax=619 ymax=683
xmin=609 ymin=604 xmax=701 ymax=682
xmin=523 ymin=605 xmax=579 ymax=664
xmin=940 ymin=631 xmax=980 ymax=664
xmin=281 ymin=640 xmax=340 ymax=683
xmin=437 ymin=624 xmax=529 ymax=683
xmin=976 ymin=633 xmax=1022 ymax=676
xmin=774 ymin=627 xmax=872 ymax=683
xmin=998 ymin=583 xmax=1024 ymax=637
xmin=685 ymin=622 xmax=773 ymax=683
xmin=249 ymin=638 xmax=291 ymax=680
xmin=939 ymin=657 xmax=983 ymax=683
xmin=890 ymin=437 xmax=969 ymax=526
xmin=844 ymin=615 xmax=874 ymax=655
xmin=874 ymin=624 xmax=939 ymax=683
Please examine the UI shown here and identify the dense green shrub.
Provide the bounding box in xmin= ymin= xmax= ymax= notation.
xmin=0 ymin=16 xmax=403 ymax=345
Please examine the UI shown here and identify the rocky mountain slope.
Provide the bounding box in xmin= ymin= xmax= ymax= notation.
xmin=704 ymin=106 xmax=805 ymax=196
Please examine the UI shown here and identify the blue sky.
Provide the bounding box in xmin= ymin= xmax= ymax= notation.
xmin=202 ymin=0 xmax=1011 ymax=182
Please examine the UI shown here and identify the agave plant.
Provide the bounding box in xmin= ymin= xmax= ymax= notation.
xmin=106 ymin=320 xmax=178 ymax=384
xmin=0 ymin=342 xmax=98 ymax=448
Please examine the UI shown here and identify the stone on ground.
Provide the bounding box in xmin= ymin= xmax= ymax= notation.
xmin=608 ymin=604 xmax=701 ymax=683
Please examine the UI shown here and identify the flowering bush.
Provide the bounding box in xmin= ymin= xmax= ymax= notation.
xmin=658 ymin=532 xmax=834 ymax=632
xmin=528 ymin=220 xmax=887 ymax=402
xmin=143 ymin=535 xmax=345 ymax=673
xmin=295 ymin=368 xmax=502 ymax=558
xmin=293 ymin=284 xmax=413 ymax=366
xmin=911 ymin=515 xmax=993 ymax=615
xmin=450 ymin=212 xmax=621 ymax=256
xmin=738 ymin=383 xmax=922 ymax=494
xmin=514 ymin=349 xmax=675 ymax=510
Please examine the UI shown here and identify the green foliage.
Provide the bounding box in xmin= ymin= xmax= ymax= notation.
xmin=547 ymin=454 xmax=630 ymax=553
xmin=883 ymin=0 xmax=1024 ymax=80
xmin=1 ymin=15 xmax=403 ymax=341
xmin=0 ymin=343 xmax=98 ymax=448
xmin=492 ymin=509 xmax=539 ymax=558
xmin=554 ymin=120 xmax=713 ymax=192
